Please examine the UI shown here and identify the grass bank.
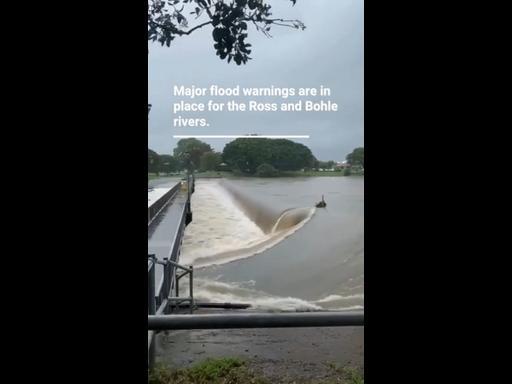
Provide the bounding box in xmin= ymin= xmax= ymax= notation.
xmin=193 ymin=171 xmax=233 ymax=178
xmin=282 ymin=171 xmax=345 ymax=177
xmin=194 ymin=171 xmax=364 ymax=178
xmin=149 ymin=358 xmax=364 ymax=384
xmin=149 ymin=171 xmax=364 ymax=180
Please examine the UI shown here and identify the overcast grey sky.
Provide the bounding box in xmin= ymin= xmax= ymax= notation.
xmin=148 ymin=0 xmax=363 ymax=162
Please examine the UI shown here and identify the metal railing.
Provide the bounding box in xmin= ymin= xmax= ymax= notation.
xmin=147 ymin=308 xmax=364 ymax=368
xmin=148 ymin=256 xmax=195 ymax=316
xmin=148 ymin=312 xmax=364 ymax=330
xmin=167 ymin=261 xmax=194 ymax=313
xmin=147 ymin=258 xmax=157 ymax=368
xmin=148 ymin=255 xmax=196 ymax=368
xmin=148 ymin=173 xmax=195 ymax=311
xmin=148 ymin=174 xmax=195 ymax=368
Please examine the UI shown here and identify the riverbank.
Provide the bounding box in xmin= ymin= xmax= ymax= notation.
xmin=149 ymin=171 xmax=364 ymax=181
xmin=154 ymin=325 xmax=363 ymax=383
xmin=280 ymin=170 xmax=364 ymax=177
xmin=194 ymin=171 xmax=364 ymax=178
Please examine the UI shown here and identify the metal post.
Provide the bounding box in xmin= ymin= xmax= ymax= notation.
xmin=189 ymin=266 xmax=194 ymax=313
xmin=162 ymin=258 xmax=169 ymax=314
xmin=148 ymin=331 xmax=155 ymax=370
xmin=185 ymin=173 xmax=193 ymax=225
xmin=175 ymin=267 xmax=179 ymax=298
xmin=188 ymin=173 xmax=191 ymax=205
xmin=148 ymin=256 xmax=156 ymax=370
xmin=148 ymin=258 xmax=156 ymax=316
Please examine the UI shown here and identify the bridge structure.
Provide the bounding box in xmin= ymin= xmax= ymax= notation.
xmin=148 ymin=174 xmax=196 ymax=367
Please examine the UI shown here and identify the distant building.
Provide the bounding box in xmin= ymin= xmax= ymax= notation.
xmin=335 ymin=161 xmax=351 ymax=170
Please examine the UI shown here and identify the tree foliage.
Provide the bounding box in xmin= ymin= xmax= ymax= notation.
xmin=314 ymin=160 xmax=336 ymax=170
xmin=200 ymin=151 xmax=223 ymax=171
xmin=159 ymin=154 xmax=179 ymax=173
xmin=222 ymin=138 xmax=315 ymax=174
xmin=148 ymin=0 xmax=304 ymax=65
xmin=256 ymin=163 xmax=278 ymax=177
xmin=148 ymin=148 xmax=161 ymax=174
xmin=346 ymin=147 xmax=364 ymax=167
xmin=173 ymin=138 xmax=213 ymax=170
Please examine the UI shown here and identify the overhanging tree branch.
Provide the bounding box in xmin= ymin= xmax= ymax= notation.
xmin=148 ymin=0 xmax=305 ymax=65
xmin=175 ymin=21 xmax=213 ymax=36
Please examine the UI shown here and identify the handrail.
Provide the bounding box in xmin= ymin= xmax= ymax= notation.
xmin=148 ymin=312 xmax=364 ymax=330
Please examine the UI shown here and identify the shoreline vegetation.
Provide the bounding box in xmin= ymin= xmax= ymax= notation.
xmin=149 ymin=169 xmax=364 ymax=181
xmin=149 ymin=358 xmax=364 ymax=384
xmin=149 ymin=138 xmax=364 ymax=182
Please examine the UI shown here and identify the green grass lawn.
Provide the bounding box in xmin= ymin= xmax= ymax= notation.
xmin=193 ymin=171 xmax=233 ymax=178
xmin=281 ymin=170 xmax=364 ymax=177
xmin=149 ymin=358 xmax=364 ymax=384
xmin=281 ymin=170 xmax=345 ymax=177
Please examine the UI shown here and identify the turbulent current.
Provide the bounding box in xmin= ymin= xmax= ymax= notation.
xmin=179 ymin=178 xmax=364 ymax=312
xmin=180 ymin=180 xmax=315 ymax=268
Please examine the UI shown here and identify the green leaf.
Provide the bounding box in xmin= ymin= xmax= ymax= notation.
xmin=212 ymin=28 xmax=223 ymax=41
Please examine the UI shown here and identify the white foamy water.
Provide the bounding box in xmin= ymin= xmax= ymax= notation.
xmin=180 ymin=181 xmax=264 ymax=265
xmin=178 ymin=178 xmax=363 ymax=312
xmin=184 ymin=278 xmax=364 ymax=312
xmin=180 ymin=180 xmax=314 ymax=268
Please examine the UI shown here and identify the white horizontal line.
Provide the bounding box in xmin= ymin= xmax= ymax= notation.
xmin=173 ymin=135 xmax=310 ymax=139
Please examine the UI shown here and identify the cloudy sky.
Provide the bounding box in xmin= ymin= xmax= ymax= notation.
xmin=148 ymin=0 xmax=363 ymax=162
